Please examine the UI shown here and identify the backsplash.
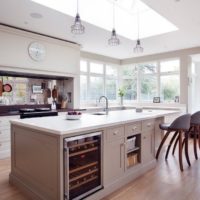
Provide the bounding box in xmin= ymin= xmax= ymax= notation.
xmin=0 ymin=76 xmax=72 ymax=106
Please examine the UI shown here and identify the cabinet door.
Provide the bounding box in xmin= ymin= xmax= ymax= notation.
xmin=142 ymin=130 xmax=155 ymax=164
xmin=104 ymin=138 xmax=125 ymax=185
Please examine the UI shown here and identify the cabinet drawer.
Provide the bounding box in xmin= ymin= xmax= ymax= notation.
xmin=142 ymin=119 xmax=155 ymax=132
xmin=125 ymin=122 xmax=142 ymax=136
xmin=106 ymin=126 xmax=124 ymax=141
xmin=0 ymin=141 xmax=10 ymax=151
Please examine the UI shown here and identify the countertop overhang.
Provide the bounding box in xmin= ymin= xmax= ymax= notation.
xmin=10 ymin=110 xmax=180 ymax=136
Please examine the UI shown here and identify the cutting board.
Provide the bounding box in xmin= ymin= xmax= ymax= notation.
xmin=52 ymin=86 xmax=58 ymax=99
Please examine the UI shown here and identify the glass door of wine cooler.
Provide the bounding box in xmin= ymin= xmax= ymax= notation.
xmin=64 ymin=132 xmax=103 ymax=200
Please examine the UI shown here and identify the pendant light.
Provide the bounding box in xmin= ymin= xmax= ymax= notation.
xmin=108 ymin=0 xmax=120 ymax=46
xmin=71 ymin=0 xmax=85 ymax=34
xmin=134 ymin=9 xmax=143 ymax=53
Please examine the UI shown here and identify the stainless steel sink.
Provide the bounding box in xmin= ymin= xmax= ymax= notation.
xmin=92 ymin=112 xmax=107 ymax=115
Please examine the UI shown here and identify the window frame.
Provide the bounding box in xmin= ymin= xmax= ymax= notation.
xmin=80 ymin=58 xmax=181 ymax=106
xmin=122 ymin=58 xmax=180 ymax=103
xmin=80 ymin=59 xmax=119 ymax=106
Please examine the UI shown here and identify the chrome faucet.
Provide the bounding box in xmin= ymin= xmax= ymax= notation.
xmin=99 ymin=96 xmax=109 ymax=114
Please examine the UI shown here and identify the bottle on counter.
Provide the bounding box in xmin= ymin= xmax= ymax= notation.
xmin=51 ymin=101 xmax=57 ymax=110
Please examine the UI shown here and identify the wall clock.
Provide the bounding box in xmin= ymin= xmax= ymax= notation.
xmin=28 ymin=42 xmax=46 ymax=61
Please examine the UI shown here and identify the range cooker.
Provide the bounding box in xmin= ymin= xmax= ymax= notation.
xmin=19 ymin=107 xmax=58 ymax=119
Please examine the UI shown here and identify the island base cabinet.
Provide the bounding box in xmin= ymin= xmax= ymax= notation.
xmin=141 ymin=130 xmax=155 ymax=164
xmin=104 ymin=138 xmax=125 ymax=186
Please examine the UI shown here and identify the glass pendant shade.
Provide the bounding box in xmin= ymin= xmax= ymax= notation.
xmin=134 ymin=39 xmax=143 ymax=53
xmin=71 ymin=13 xmax=85 ymax=34
xmin=108 ymin=29 xmax=120 ymax=46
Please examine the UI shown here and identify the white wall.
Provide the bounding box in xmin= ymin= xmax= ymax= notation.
xmin=81 ymin=51 xmax=121 ymax=65
xmin=0 ymin=25 xmax=80 ymax=108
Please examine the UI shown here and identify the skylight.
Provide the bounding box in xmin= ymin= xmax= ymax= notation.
xmin=31 ymin=0 xmax=178 ymax=40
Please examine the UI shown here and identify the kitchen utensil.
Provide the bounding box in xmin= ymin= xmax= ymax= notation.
xmin=46 ymin=88 xmax=51 ymax=98
xmin=3 ymin=83 xmax=12 ymax=92
xmin=61 ymin=100 xmax=68 ymax=108
xmin=52 ymin=85 xmax=58 ymax=99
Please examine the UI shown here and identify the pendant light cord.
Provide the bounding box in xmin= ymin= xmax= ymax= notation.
xmin=137 ymin=7 xmax=140 ymax=40
xmin=113 ymin=1 xmax=115 ymax=29
xmin=77 ymin=0 xmax=79 ymax=14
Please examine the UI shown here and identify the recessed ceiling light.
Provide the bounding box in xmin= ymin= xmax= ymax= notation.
xmin=30 ymin=12 xmax=43 ymax=19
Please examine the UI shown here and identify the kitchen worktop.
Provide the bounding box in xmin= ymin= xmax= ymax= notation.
xmin=10 ymin=109 xmax=180 ymax=135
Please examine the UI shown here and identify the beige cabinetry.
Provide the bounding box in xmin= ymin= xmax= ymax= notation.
xmin=104 ymin=126 xmax=125 ymax=185
xmin=0 ymin=115 xmax=18 ymax=159
xmin=141 ymin=119 xmax=155 ymax=164
xmin=10 ymin=116 xmax=162 ymax=200
xmin=104 ymin=119 xmax=157 ymax=186
xmin=141 ymin=130 xmax=155 ymax=164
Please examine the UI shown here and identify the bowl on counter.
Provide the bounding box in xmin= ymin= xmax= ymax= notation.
xmin=66 ymin=111 xmax=82 ymax=120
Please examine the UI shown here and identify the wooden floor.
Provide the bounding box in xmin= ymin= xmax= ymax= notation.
xmin=1 ymin=140 xmax=200 ymax=200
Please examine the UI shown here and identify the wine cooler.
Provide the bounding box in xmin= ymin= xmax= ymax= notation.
xmin=64 ymin=132 xmax=103 ymax=200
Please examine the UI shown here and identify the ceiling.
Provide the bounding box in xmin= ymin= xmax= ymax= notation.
xmin=0 ymin=0 xmax=200 ymax=59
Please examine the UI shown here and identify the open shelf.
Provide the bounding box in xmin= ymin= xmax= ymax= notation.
xmin=126 ymin=134 xmax=141 ymax=169
xmin=127 ymin=147 xmax=140 ymax=154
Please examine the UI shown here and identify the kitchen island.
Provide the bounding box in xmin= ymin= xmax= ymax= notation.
xmin=9 ymin=109 xmax=179 ymax=200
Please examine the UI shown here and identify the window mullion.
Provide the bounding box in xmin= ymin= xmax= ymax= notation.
xmin=137 ymin=66 xmax=140 ymax=102
xmin=157 ymin=61 xmax=160 ymax=97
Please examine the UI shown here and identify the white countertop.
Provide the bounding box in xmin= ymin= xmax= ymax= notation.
xmin=10 ymin=109 xmax=180 ymax=136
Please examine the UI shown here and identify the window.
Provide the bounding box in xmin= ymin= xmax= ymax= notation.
xmin=160 ymin=60 xmax=180 ymax=73
xmin=106 ymin=65 xmax=118 ymax=77
xmin=122 ymin=59 xmax=180 ymax=103
xmin=123 ymin=79 xmax=137 ymax=100
xmin=139 ymin=63 xmax=157 ymax=101
xmin=80 ymin=75 xmax=87 ymax=101
xmin=160 ymin=75 xmax=179 ymax=101
xmin=160 ymin=59 xmax=180 ymax=102
xmin=90 ymin=62 xmax=104 ymax=74
xmin=80 ymin=60 xmax=88 ymax=72
xmin=122 ymin=66 xmax=137 ymax=100
xmin=140 ymin=75 xmax=157 ymax=101
xmin=89 ymin=76 xmax=104 ymax=100
xmin=80 ymin=59 xmax=180 ymax=105
xmin=80 ymin=60 xmax=119 ymax=104
xmin=106 ymin=79 xmax=117 ymax=100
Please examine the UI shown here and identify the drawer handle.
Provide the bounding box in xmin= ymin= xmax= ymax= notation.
xmin=143 ymin=136 xmax=146 ymax=139
xmin=113 ymin=131 xmax=118 ymax=135
xmin=147 ymin=123 xmax=151 ymax=127
xmin=132 ymin=126 xmax=137 ymax=131
xmin=0 ymin=143 xmax=2 ymax=146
